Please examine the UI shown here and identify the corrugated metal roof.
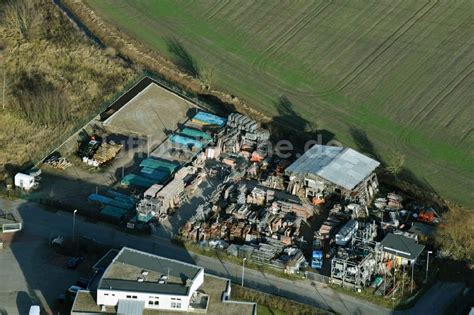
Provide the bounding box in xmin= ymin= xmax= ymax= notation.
xmin=286 ymin=145 xmax=380 ymax=190
xmin=117 ymin=299 xmax=144 ymax=315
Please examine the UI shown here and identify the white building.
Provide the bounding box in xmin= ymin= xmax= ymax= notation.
xmin=95 ymin=247 xmax=204 ymax=312
xmin=14 ymin=173 xmax=35 ymax=191
xmin=71 ymin=247 xmax=256 ymax=315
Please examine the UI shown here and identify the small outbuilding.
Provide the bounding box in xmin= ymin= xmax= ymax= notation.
xmin=380 ymin=233 xmax=425 ymax=266
xmin=14 ymin=173 xmax=35 ymax=191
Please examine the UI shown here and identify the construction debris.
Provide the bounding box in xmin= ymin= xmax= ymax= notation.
xmin=43 ymin=153 xmax=72 ymax=170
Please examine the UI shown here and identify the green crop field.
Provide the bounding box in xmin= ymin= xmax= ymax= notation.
xmin=84 ymin=0 xmax=474 ymax=207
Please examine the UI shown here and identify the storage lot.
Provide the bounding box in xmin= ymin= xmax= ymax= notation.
xmin=104 ymin=82 xmax=195 ymax=148
xmin=31 ymin=81 xmax=197 ymax=214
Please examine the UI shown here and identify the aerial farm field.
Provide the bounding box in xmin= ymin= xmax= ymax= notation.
xmin=84 ymin=0 xmax=473 ymax=206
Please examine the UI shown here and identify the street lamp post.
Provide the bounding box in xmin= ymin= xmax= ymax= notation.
xmin=425 ymin=250 xmax=433 ymax=283
xmin=241 ymin=258 xmax=247 ymax=287
xmin=72 ymin=209 xmax=78 ymax=243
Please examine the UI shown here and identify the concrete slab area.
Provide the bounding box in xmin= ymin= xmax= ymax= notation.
xmin=104 ymin=82 xmax=194 ymax=148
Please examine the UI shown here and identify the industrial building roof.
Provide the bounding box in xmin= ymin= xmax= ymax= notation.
xmin=98 ymin=247 xmax=202 ymax=295
xmin=381 ymin=233 xmax=425 ymax=260
xmin=286 ymin=145 xmax=380 ymax=190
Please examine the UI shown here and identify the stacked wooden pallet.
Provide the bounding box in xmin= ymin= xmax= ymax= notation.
xmin=92 ymin=142 xmax=123 ymax=165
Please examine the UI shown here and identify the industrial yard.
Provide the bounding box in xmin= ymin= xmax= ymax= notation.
xmin=2 ymin=73 xmax=465 ymax=315
xmin=9 ymin=77 xmax=440 ymax=307
xmin=2 ymin=1 xmax=472 ymax=314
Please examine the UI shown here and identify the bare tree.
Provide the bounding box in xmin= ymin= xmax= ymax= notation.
xmin=386 ymin=153 xmax=405 ymax=178
xmin=200 ymin=65 xmax=215 ymax=91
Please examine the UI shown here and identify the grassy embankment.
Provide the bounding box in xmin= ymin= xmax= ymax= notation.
xmin=0 ymin=0 xmax=136 ymax=178
xmin=230 ymin=283 xmax=330 ymax=315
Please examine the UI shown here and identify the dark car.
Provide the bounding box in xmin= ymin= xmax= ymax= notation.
xmin=76 ymin=277 xmax=89 ymax=288
xmin=66 ymin=257 xmax=84 ymax=269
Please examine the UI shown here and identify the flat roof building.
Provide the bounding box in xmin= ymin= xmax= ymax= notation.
xmin=72 ymin=247 xmax=256 ymax=315
xmin=96 ymin=247 xmax=203 ymax=312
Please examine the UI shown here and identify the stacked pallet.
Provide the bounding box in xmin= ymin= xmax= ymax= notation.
xmin=92 ymin=142 xmax=123 ymax=165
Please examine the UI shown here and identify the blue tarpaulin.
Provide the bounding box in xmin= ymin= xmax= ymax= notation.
xmin=192 ymin=111 xmax=226 ymax=127
xmin=170 ymin=134 xmax=203 ymax=150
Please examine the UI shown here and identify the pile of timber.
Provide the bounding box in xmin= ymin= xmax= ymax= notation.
xmin=43 ymin=156 xmax=72 ymax=170
xmin=92 ymin=142 xmax=123 ymax=165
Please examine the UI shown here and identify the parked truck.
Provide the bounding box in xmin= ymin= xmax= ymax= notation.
xmin=311 ymin=232 xmax=326 ymax=269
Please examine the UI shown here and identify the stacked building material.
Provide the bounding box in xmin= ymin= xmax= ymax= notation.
xmin=227 ymin=113 xmax=258 ymax=132
xmin=139 ymin=158 xmax=179 ymax=174
xmin=180 ymin=128 xmax=212 ymax=142
xmin=88 ymin=193 xmax=135 ymax=210
xmin=387 ymin=193 xmax=403 ymax=209
xmin=90 ymin=142 xmax=123 ymax=165
xmin=120 ymin=174 xmax=157 ymax=188
xmin=144 ymin=184 xmax=163 ymax=198
xmin=100 ymin=205 xmax=129 ymax=222
xmin=192 ymin=111 xmax=227 ymax=127
xmin=276 ymin=200 xmax=314 ymax=219
xmin=140 ymin=167 xmax=170 ymax=183
xmin=106 ymin=190 xmax=136 ymax=203
xmin=43 ymin=154 xmax=72 ymax=170
xmin=156 ymin=177 xmax=185 ymax=212
xmin=170 ymin=134 xmax=203 ymax=151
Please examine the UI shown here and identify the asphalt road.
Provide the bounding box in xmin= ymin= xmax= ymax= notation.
xmin=0 ymin=198 xmax=463 ymax=315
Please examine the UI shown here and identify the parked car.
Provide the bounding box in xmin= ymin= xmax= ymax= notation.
xmin=68 ymin=285 xmax=82 ymax=296
xmin=66 ymin=257 xmax=84 ymax=269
